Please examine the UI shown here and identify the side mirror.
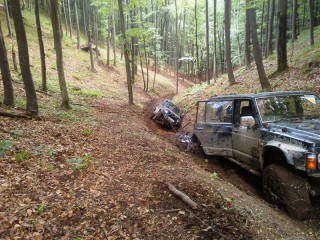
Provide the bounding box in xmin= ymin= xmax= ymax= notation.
xmin=240 ymin=116 xmax=256 ymax=128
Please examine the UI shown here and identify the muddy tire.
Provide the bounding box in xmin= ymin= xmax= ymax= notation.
xmin=262 ymin=164 xmax=311 ymax=220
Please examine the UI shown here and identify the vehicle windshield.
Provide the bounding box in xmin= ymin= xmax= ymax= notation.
xmin=165 ymin=101 xmax=182 ymax=116
xmin=256 ymin=94 xmax=320 ymax=122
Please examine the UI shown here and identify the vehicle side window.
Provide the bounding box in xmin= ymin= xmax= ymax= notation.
xmin=205 ymin=101 xmax=233 ymax=123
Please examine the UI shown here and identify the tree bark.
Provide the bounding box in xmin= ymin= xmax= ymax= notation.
xmin=292 ymin=0 xmax=298 ymax=41
xmin=50 ymin=0 xmax=70 ymax=109
xmin=195 ymin=0 xmax=200 ymax=83
xmin=277 ymin=0 xmax=288 ymax=72
xmin=248 ymin=4 xmax=270 ymax=90
xmin=224 ymin=0 xmax=236 ymax=85
xmin=112 ymin=12 xmax=117 ymax=66
xmin=118 ymin=0 xmax=133 ymax=105
xmin=62 ymin=0 xmax=68 ymax=36
xmin=35 ymin=0 xmax=47 ymax=92
xmin=11 ymin=0 xmax=38 ymax=114
xmin=0 ymin=26 xmax=14 ymax=106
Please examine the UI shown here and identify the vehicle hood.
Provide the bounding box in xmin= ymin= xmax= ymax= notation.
xmin=268 ymin=121 xmax=320 ymax=147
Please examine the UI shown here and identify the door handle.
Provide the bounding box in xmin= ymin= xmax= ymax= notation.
xmin=233 ymin=130 xmax=238 ymax=133
xmin=197 ymin=127 xmax=204 ymax=130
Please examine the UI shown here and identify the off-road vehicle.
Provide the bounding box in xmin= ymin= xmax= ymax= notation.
xmin=151 ymin=99 xmax=183 ymax=128
xmin=193 ymin=91 xmax=320 ymax=219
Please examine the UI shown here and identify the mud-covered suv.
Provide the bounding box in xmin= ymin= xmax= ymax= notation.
xmin=193 ymin=91 xmax=320 ymax=219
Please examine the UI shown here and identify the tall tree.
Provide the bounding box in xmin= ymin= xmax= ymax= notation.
xmin=224 ymin=0 xmax=236 ymax=85
xmin=195 ymin=0 xmax=200 ymax=83
xmin=277 ymin=0 xmax=288 ymax=72
xmin=213 ymin=0 xmax=218 ymax=80
xmin=0 ymin=24 xmax=14 ymax=106
xmin=11 ymin=0 xmax=38 ymax=115
xmin=266 ymin=0 xmax=275 ymax=57
xmin=244 ymin=0 xmax=251 ymax=68
xmin=205 ymin=0 xmax=210 ymax=84
xmin=35 ymin=0 xmax=47 ymax=92
xmin=75 ymin=0 xmax=81 ymax=49
xmin=118 ymin=0 xmax=133 ymax=104
xmin=50 ymin=0 xmax=70 ymax=109
xmin=310 ymin=0 xmax=315 ymax=45
xmin=4 ymin=0 xmax=12 ymax=38
xmin=248 ymin=1 xmax=270 ymax=90
xmin=175 ymin=0 xmax=179 ymax=92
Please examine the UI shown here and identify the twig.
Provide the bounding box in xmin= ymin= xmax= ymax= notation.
xmin=160 ymin=208 xmax=181 ymax=214
xmin=168 ymin=183 xmax=197 ymax=210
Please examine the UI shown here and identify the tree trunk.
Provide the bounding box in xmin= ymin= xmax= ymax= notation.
xmin=205 ymin=0 xmax=210 ymax=84
xmin=277 ymin=0 xmax=288 ymax=72
xmin=118 ymin=0 xmax=133 ymax=104
xmin=224 ymin=0 xmax=236 ymax=85
xmin=112 ymin=12 xmax=117 ymax=66
xmin=0 ymin=26 xmax=14 ymax=106
xmin=248 ymin=4 xmax=270 ymax=90
xmin=174 ymin=0 xmax=179 ymax=92
xmin=35 ymin=0 xmax=47 ymax=92
xmin=266 ymin=0 xmax=275 ymax=57
xmin=11 ymin=0 xmax=38 ymax=115
xmin=244 ymin=0 xmax=251 ymax=68
xmin=310 ymin=0 xmax=315 ymax=45
xmin=75 ymin=0 xmax=80 ymax=49
xmin=213 ymin=0 xmax=218 ymax=80
xmin=67 ymin=0 xmax=72 ymax=37
xmin=62 ymin=0 xmax=68 ymax=36
xmin=292 ymin=0 xmax=298 ymax=41
xmin=50 ymin=0 xmax=70 ymax=109
xmin=107 ymin=15 xmax=111 ymax=66
xmin=195 ymin=0 xmax=200 ymax=83
xmin=4 ymin=0 xmax=13 ymax=38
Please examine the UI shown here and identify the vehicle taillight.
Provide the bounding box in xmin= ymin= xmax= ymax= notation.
xmin=307 ymin=154 xmax=317 ymax=170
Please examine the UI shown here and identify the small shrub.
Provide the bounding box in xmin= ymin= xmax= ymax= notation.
xmin=0 ymin=140 xmax=12 ymax=157
xmin=82 ymin=129 xmax=92 ymax=137
xmin=67 ymin=154 xmax=94 ymax=171
xmin=15 ymin=150 xmax=29 ymax=162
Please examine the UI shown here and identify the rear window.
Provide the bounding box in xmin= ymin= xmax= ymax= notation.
xmin=197 ymin=100 xmax=233 ymax=123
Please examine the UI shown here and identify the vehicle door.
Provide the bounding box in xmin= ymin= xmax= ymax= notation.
xmin=194 ymin=99 xmax=233 ymax=157
xmin=232 ymin=99 xmax=261 ymax=168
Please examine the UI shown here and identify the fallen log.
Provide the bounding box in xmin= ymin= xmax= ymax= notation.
xmin=168 ymin=183 xmax=197 ymax=210
xmin=0 ymin=111 xmax=32 ymax=119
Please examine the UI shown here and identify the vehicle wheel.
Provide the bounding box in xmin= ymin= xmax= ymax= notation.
xmin=262 ymin=164 xmax=311 ymax=220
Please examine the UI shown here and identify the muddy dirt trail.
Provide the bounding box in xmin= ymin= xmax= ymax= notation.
xmin=143 ymin=97 xmax=320 ymax=239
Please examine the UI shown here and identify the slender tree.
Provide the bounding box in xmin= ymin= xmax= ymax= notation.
xmin=266 ymin=0 xmax=275 ymax=57
xmin=310 ymin=0 xmax=315 ymax=45
xmin=11 ymin=0 xmax=38 ymax=114
xmin=35 ymin=0 xmax=47 ymax=92
xmin=0 ymin=24 xmax=14 ymax=106
xmin=213 ymin=0 xmax=218 ymax=80
xmin=205 ymin=0 xmax=210 ymax=84
xmin=244 ymin=0 xmax=251 ymax=68
xmin=248 ymin=1 xmax=270 ymax=90
xmin=118 ymin=0 xmax=133 ymax=104
xmin=225 ymin=0 xmax=236 ymax=85
xmin=50 ymin=0 xmax=70 ymax=109
xmin=4 ymin=0 xmax=12 ymax=38
xmin=75 ymin=0 xmax=81 ymax=49
xmin=277 ymin=0 xmax=288 ymax=72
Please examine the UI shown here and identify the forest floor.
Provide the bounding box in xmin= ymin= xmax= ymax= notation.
xmin=1 ymin=9 xmax=320 ymax=239
xmin=1 ymin=63 xmax=320 ymax=239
